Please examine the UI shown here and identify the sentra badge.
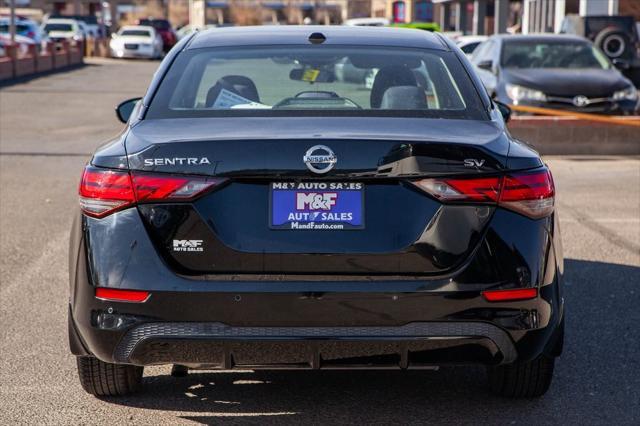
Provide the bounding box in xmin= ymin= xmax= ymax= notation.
xmin=144 ymin=157 xmax=211 ymax=166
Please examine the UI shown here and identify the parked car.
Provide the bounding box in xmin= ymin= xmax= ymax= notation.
xmin=41 ymin=18 xmax=84 ymax=43
xmin=471 ymin=34 xmax=638 ymax=114
xmin=70 ymin=26 xmax=563 ymax=399
xmin=0 ymin=16 xmax=45 ymax=45
xmin=61 ymin=15 xmax=101 ymax=38
xmin=136 ymin=18 xmax=176 ymax=52
xmin=455 ymin=35 xmax=487 ymax=57
xmin=109 ymin=25 xmax=163 ymax=59
xmin=560 ymin=14 xmax=640 ymax=87
xmin=0 ymin=33 xmax=36 ymax=56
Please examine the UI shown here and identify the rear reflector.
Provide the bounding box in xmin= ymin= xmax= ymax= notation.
xmin=79 ymin=166 xmax=226 ymax=218
xmin=412 ymin=168 xmax=555 ymax=219
xmin=95 ymin=288 xmax=150 ymax=303
xmin=482 ymin=288 xmax=537 ymax=302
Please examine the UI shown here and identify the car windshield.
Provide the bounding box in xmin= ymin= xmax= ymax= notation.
xmin=501 ymin=40 xmax=611 ymax=69
xmin=0 ymin=24 xmax=30 ymax=33
xmin=44 ymin=23 xmax=73 ymax=32
xmin=147 ymin=46 xmax=487 ymax=120
xmin=121 ymin=29 xmax=151 ymax=37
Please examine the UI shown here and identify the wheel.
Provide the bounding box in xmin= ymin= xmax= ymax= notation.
xmin=487 ymin=355 xmax=555 ymax=398
xmin=595 ymin=28 xmax=632 ymax=60
xmin=76 ymin=356 xmax=143 ymax=396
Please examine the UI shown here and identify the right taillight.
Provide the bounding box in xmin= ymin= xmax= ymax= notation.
xmin=499 ymin=169 xmax=555 ymax=219
xmin=79 ymin=166 xmax=226 ymax=218
xmin=412 ymin=168 xmax=555 ymax=219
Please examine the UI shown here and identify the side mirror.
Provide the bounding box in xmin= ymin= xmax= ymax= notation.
xmin=494 ymin=100 xmax=512 ymax=123
xmin=612 ymin=58 xmax=630 ymax=70
xmin=116 ymin=97 xmax=141 ymax=123
xmin=477 ymin=60 xmax=493 ymax=72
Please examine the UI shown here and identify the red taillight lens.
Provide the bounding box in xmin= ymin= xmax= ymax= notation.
xmin=131 ymin=174 xmax=223 ymax=202
xmin=79 ymin=166 xmax=225 ymax=218
xmin=413 ymin=177 xmax=501 ymax=202
xmin=95 ymin=288 xmax=150 ymax=302
xmin=412 ymin=168 xmax=555 ymax=219
xmin=482 ymin=288 xmax=537 ymax=302
xmin=79 ymin=168 xmax=135 ymax=218
xmin=499 ymin=170 xmax=555 ymax=219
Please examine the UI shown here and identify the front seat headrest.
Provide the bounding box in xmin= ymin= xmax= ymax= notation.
xmin=370 ymin=65 xmax=417 ymax=108
xmin=379 ymin=86 xmax=427 ymax=110
xmin=206 ymin=75 xmax=260 ymax=107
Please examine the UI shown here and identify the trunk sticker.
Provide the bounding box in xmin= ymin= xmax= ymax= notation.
xmin=173 ymin=240 xmax=204 ymax=252
xmin=270 ymin=182 xmax=364 ymax=230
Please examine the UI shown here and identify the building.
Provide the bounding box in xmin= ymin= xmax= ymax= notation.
xmin=369 ymin=0 xmax=436 ymax=23
xmin=429 ymin=0 xmax=640 ymax=36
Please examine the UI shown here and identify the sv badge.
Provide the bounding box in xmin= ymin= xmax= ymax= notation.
xmin=464 ymin=159 xmax=486 ymax=168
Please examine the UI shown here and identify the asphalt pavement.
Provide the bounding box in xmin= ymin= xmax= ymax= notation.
xmin=0 ymin=58 xmax=639 ymax=425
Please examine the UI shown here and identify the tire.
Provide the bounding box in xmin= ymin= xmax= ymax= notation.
xmin=76 ymin=356 xmax=143 ymax=397
xmin=595 ymin=28 xmax=632 ymax=60
xmin=487 ymin=355 xmax=555 ymax=398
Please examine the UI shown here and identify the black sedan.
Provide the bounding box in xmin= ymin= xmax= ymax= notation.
xmin=69 ymin=26 xmax=564 ymax=398
xmin=471 ymin=34 xmax=639 ymax=114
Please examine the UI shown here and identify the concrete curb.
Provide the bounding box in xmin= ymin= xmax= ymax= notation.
xmin=508 ymin=116 xmax=640 ymax=155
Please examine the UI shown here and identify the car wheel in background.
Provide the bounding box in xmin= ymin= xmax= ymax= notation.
xmin=486 ymin=355 xmax=555 ymax=398
xmin=595 ymin=28 xmax=632 ymax=60
xmin=76 ymin=356 xmax=143 ymax=396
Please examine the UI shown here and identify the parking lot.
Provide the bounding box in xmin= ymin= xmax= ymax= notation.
xmin=0 ymin=58 xmax=639 ymax=424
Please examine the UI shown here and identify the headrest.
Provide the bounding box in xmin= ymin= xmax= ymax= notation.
xmin=379 ymin=86 xmax=427 ymax=110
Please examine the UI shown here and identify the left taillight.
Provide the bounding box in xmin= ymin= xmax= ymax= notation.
xmin=79 ymin=166 xmax=225 ymax=218
xmin=79 ymin=167 xmax=135 ymax=218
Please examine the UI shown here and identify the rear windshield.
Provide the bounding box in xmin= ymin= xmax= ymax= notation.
xmin=121 ymin=29 xmax=151 ymax=37
xmin=147 ymin=46 xmax=487 ymax=120
xmin=502 ymin=40 xmax=610 ymax=69
xmin=44 ymin=23 xmax=73 ymax=32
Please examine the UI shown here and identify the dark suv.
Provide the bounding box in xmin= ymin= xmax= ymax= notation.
xmin=561 ymin=14 xmax=640 ymax=87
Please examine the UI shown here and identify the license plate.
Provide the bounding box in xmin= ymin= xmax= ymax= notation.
xmin=270 ymin=182 xmax=364 ymax=230
xmin=124 ymin=44 xmax=139 ymax=50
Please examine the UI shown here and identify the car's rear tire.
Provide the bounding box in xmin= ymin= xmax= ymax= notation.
xmin=76 ymin=356 xmax=143 ymax=396
xmin=487 ymin=355 xmax=555 ymax=398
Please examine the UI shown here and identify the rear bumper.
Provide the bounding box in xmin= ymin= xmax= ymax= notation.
xmin=68 ymin=207 xmax=564 ymax=368
xmin=113 ymin=322 xmax=516 ymax=368
xmin=70 ymin=281 xmax=561 ymax=368
xmin=110 ymin=48 xmax=156 ymax=59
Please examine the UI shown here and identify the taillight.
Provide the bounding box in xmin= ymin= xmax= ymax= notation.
xmin=131 ymin=174 xmax=223 ymax=202
xmin=499 ymin=169 xmax=555 ymax=219
xmin=79 ymin=168 xmax=135 ymax=218
xmin=412 ymin=168 xmax=555 ymax=219
xmin=79 ymin=166 xmax=225 ymax=218
xmin=412 ymin=177 xmax=501 ymax=202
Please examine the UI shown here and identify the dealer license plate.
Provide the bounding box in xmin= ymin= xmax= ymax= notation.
xmin=270 ymin=182 xmax=364 ymax=230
